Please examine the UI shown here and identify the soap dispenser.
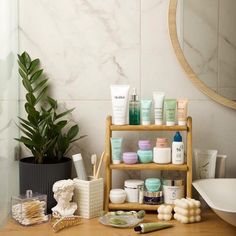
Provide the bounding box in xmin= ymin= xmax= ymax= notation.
xmin=172 ymin=131 xmax=184 ymax=164
xmin=129 ymin=88 xmax=140 ymax=125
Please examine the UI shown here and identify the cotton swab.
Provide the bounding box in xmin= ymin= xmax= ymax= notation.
xmin=95 ymin=151 xmax=105 ymax=179
xmin=91 ymin=154 xmax=97 ymax=178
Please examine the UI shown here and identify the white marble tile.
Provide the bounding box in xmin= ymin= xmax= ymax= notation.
xmin=140 ymin=0 xmax=207 ymax=100
xmin=218 ymin=0 xmax=236 ymax=97
xmin=182 ymin=0 xmax=218 ymax=89
xmin=19 ymin=0 xmax=140 ymax=100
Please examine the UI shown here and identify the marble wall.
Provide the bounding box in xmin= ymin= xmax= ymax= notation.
xmin=182 ymin=0 xmax=236 ymax=100
xmin=0 ymin=0 xmax=19 ymax=225
xmin=19 ymin=0 xmax=236 ymax=189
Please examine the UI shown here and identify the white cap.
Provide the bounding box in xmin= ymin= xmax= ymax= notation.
xmin=178 ymin=120 xmax=186 ymax=126
xmin=155 ymin=120 xmax=162 ymax=125
xmin=166 ymin=121 xmax=175 ymax=126
xmin=112 ymin=160 xmax=121 ymax=164
xmin=72 ymin=153 xmax=82 ymax=161
xmin=142 ymin=121 xmax=151 ymax=125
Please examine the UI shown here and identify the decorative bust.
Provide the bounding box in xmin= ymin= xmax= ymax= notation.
xmin=52 ymin=179 xmax=77 ymax=218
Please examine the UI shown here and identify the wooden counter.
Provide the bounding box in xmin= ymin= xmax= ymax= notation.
xmin=0 ymin=210 xmax=235 ymax=236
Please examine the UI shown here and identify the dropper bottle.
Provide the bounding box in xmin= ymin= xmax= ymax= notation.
xmin=129 ymin=88 xmax=140 ymax=125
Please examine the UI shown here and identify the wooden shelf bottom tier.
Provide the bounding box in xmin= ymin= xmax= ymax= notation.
xmin=109 ymin=203 xmax=165 ymax=211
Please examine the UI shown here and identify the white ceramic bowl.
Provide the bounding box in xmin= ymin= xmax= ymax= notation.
xmin=109 ymin=189 xmax=126 ymax=204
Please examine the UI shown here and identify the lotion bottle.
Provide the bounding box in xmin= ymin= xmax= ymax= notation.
xmin=129 ymin=88 xmax=140 ymax=125
xmin=172 ymin=132 xmax=184 ymax=164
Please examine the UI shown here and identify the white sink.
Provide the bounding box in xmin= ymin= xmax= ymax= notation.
xmin=192 ymin=178 xmax=236 ymax=227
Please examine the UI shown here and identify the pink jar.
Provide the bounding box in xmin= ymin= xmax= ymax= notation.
xmin=138 ymin=140 xmax=152 ymax=150
xmin=123 ymin=152 xmax=138 ymax=164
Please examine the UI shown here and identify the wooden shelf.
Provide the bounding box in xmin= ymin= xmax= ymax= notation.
xmin=110 ymin=163 xmax=188 ymax=171
xmin=110 ymin=124 xmax=187 ymax=131
xmin=109 ymin=202 xmax=162 ymax=211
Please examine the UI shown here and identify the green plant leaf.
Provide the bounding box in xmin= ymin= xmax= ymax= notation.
xmin=20 ymin=122 xmax=36 ymax=135
xmin=55 ymin=120 xmax=67 ymax=131
xmin=18 ymin=60 xmax=28 ymax=74
xmin=18 ymin=68 xmax=28 ymax=80
xmin=26 ymin=93 xmax=36 ymax=105
xmin=28 ymin=59 xmax=40 ymax=74
xmin=18 ymin=54 xmax=25 ymax=65
xmin=18 ymin=126 xmax=33 ymax=139
xmin=18 ymin=117 xmax=37 ymax=129
xmin=67 ymin=125 xmax=79 ymax=140
xmin=30 ymin=69 xmax=43 ymax=83
xmin=33 ymin=79 xmax=48 ymax=93
xmin=35 ymin=86 xmax=47 ymax=105
xmin=47 ymin=96 xmax=57 ymax=109
xmin=55 ymin=108 xmax=74 ymax=120
xmin=15 ymin=137 xmax=34 ymax=147
xmin=22 ymin=52 xmax=31 ymax=69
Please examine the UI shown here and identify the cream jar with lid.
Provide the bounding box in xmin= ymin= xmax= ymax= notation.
xmin=153 ymin=138 xmax=171 ymax=164
xmin=109 ymin=189 xmax=126 ymax=204
xmin=124 ymin=179 xmax=144 ymax=203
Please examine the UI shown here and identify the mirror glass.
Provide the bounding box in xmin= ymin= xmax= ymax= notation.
xmin=176 ymin=0 xmax=236 ymax=102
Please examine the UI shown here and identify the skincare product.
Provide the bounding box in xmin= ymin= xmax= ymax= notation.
xmin=164 ymin=99 xmax=176 ymax=126
xmin=124 ymin=179 xmax=144 ymax=203
xmin=215 ymin=154 xmax=227 ymax=178
xmin=172 ymin=132 xmax=184 ymax=164
xmin=138 ymin=185 xmax=144 ymax=204
xmin=134 ymin=222 xmax=173 ymax=233
xmin=153 ymin=92 xmax=165 ymax=125
xmin=91 ymin=154 xmax=97 ymax=178
xmin=143 ymin=191 xmax=163 ymax=205
xmin=123 ymin=152 xmax=138 ymax=164
xmin=141 ymin=99 xmax=152 ymax=125
xmin=109 ymin=189 xmax=126 ymax=204
xmin=177 ymin=99 xmax=188 ymax=126
xmin=153 ymin=138 xmax=171 ymax=164
xmin=129 ymin=88 xmax=140 ymax=125
xmin=72 ymin=153 xmax=88 ymax=180
xmin=137 ymin=150 xmax=153 ymax=163
xmin=110 ymin=85 xmax=130 ymax=125
xmin=110 ymin=138 xmax=123 ymax=164
xmin=145 ymin=178 xmax=161 ymax=192
xmin=138 ymin=140 xmax=152 ymax=150
xmin=162 ymin=179 xmax=184 ymax=204
xmin=193 ymin=149 xmax=217 ymax=179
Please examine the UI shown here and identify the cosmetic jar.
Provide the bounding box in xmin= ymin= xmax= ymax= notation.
xmin=124 ymin=179 xmax=144 ymax=203
xmin=143 ymin=191 xmax=163 ymax=205
xmin=137 ymin=150 xmax=153 ymax=163
xmin=145 ymin=178 xmax=161 ymax=192
xmin=138 ymin=140 xmax=152 ymax=150
xmin=123 ymin=152 xmax=138 ymax=164
xmin=153 ymin=138 xmax=171 ymax=164
xmin=109 ymin=189 xmax=126 ymax=204
xmin=162 ymin=179 xmax=184 ymax=204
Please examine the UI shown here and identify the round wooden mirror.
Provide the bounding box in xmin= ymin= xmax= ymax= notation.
xmin=169 ymin=0 xmax=236 ymax=110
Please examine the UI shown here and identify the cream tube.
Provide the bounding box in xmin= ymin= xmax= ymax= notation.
xmin=110 ymin=85 xmax=130 ymax=125
xmin=153 ymin=92 xmax=165 ymax=125
xmin=134 ymin=222 xmax=173 ymax=233
xmin=141 ymin=99 xmax=152 ymax=125
xmin=164 ymin=99 xmax=176 ymax=126
xmin=177 ymin=99 xmax=188 ymax=126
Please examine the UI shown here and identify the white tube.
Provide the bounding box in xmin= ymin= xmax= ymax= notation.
xmin=153 ymin=92 xmax=165 ymax=125
xmin=110 ymin=85 xmax=130 ymax=125
xmin=72 ymin=153 xmax=88 ymax=180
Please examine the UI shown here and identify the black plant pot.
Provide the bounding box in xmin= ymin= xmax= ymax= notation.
xmin=19 ymin=157 xmax=72 ymax=213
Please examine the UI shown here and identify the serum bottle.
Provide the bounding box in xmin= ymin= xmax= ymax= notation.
xmin=129 ymin=88 xmax=140 ymax=125
xmin=172 ymin=132 xmax=184 ymax=164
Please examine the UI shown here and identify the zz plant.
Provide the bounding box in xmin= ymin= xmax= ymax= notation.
xmin=16 ymin=52 xmax=83 ymax=164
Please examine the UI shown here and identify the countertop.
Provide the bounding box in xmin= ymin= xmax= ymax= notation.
xmin=0 ymin=210 xmax=235 ymax=236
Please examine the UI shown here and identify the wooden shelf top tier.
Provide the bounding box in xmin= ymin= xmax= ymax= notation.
xmin=107 ymin=116 xmax=192 ymax=131
xmin=110 ymin=163 xmax=188 ymax=171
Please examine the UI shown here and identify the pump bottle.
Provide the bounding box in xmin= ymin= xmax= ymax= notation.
xmin=172 ymin=131 xmax=184 ymax=164
xmin=129 ymin=88 xmax=140 ymax=125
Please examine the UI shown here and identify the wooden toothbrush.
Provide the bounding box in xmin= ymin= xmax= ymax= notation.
xmin=91 ymin=154 xmax=97 ymax=179
xmin=95 ymin=151 xmax=105 ymax=179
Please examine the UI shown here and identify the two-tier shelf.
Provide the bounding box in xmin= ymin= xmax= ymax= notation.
xmin=104 ymin=116 xmax=192 ymax=211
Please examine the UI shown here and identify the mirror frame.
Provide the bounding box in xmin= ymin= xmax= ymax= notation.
xmin=168 ymin=0 xmax=236 ymax=110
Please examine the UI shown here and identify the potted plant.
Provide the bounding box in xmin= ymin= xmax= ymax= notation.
xmin=16 ymin=52 xmax=85 ymax=212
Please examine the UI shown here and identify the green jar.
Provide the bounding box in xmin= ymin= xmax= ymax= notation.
xmin=145 ymin=178 xmax=161 ymax=192
xmin=137 ymin=150 xmax=153 ymax=163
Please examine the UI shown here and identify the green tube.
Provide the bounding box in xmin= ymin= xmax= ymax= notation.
xmin=141 ymin=99 xmax=152 ymax=125
xmin=134 ymin=222 xmax=173 ymax=233
xmin=110 ymin=138 xmax=123 ymax=164
xmin=164 ymin=99 xmax=176 ymax=126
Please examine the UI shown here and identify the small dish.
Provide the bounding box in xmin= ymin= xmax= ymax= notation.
xmin=99 ymin=215 xmax=143 ymax=228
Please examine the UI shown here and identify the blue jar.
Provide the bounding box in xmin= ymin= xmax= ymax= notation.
xmin=145 ymin=178 xmax=161 ymax=192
